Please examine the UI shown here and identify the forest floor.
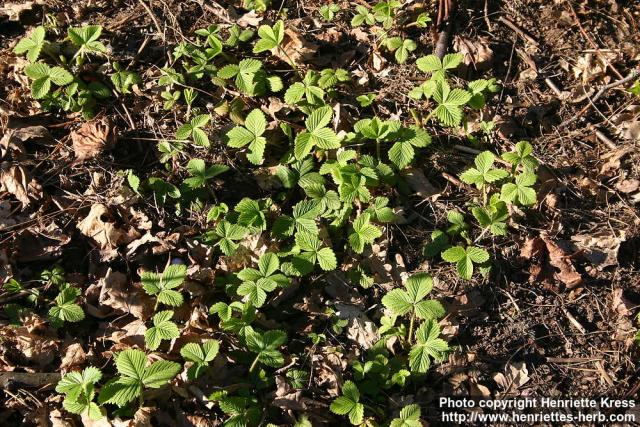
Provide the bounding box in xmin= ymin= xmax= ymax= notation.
xmin=1 ymin=0 xmax=639 ymax=426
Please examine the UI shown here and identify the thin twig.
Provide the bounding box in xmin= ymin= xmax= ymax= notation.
xmin=138 ymin=0 xmax=166 ymax=42
xmin=497 ymin=16 xmax=539 ymax=47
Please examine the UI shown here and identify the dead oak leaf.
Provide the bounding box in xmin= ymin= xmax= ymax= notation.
xmin=71 ymin=117 xmax=117 ymax=162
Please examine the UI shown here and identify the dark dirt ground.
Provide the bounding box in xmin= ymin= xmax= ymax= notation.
xmin=1 ymin=0 xmax=639 ymax=426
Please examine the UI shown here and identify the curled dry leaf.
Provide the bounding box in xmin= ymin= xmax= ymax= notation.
xmin=60 ymin=343 xmax=86 ymax=370
xmin=0 ymin=163 xmax=41 ymax=209
xmin=521 ymin=235 xmax=583 ymax=289
xmin=0 ymin=125 xmax=50 ymax=160
xmin=402 ymin=167 xmax=440 ymax=199
xmin=70 ymin=117 xmax=117 ymax=162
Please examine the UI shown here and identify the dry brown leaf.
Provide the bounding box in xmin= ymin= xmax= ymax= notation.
xmin=0 ymin=163 xmax=41 ymax=209
xmin=521 ymin=235 xmax=583 ymax=289
xmin=611 ymin=288 xmax=635 ymax=317
xmin=98 ymin=269 xmax=153 ymax=319
xmin=334 ymin=303 xmax=378 ymax=349
xmin=1 ymin=1 xmax=43 ymax=21
xmin=1 ymin=324 xmax=58 ymax=367
xmin=611 ymin=105 xmax=640 ymax=142
xmin=402 ymin=167 xmax=440 ymax=199
xmin=71 ymin=117 xmax=117 ymax=162
xmin=616 ymin=178 xmax=639 ymax=194
xmin=236 ymin=10 xmax=262 ymax=27
xmin=274 ymin=27 xmax=317 ymax=66
xmin=60 ymin=343 xmax=86 ymax=371
xmin=0 ymin=125 xmax=50 ymax=160
xmin=492 ymin=362 xmax=529 ymax=396
xmin=77 ymin=203 xmax=124 ymax=249
xmin=571 ymin=231 xmax=625 ymax=270
xmin=454 ymin=35 xmax=494 ymax=72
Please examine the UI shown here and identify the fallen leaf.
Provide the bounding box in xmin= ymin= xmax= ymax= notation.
xmin=0 ymin=125 xmax=50 ymax=160
xmin=402 ymin=167 xmax=440 ymax=199
xmin=616 ymin=178 xmax=639 ymax=194
xmin=98 ymin=269 xmax=153 ymax=319
xmin=77 ymin=204 xmax=139 ymax=257
xmin=1 ymin=1 xmax=43 ymax=21
xmin=236 ymin=10 xmax=262 ymax=27
xmin=70 ymin=117 xmax=117 ymax=162
xmin=571 ymin=231 xmax=625 ymax=270
xmin=273 ymin=27 xmax=317 ymax=66
xmin=334 ymin=303 xmax=379 ymax=349
xmin=60 ymin=343 xmax=86 ymax=371
xmin=521 ymin=235 xmax=583 ymax=289
xmin=492 ymin=362 xmax=529 ymax=396
xmin=454 ymin=35 xmax=494 ymax=72
xmin=0 ymin=163 xmax=41 ymax=209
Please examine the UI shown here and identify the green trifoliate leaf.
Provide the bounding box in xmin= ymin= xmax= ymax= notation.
xmin=145 ymin=310 xmax=180 ymax=351
xmin=330 ymin=381 xmax=364 ymax=425
xmin=294 ymin=106 xmax=341 ymax=160
xmin=441 ymin=245 xmax=489 ymax=280
xmin=500 ymin=171 xmax=537 ymax=205
xmin=141 ymin=264 xmax=186 ymax=307
xmin=176 ymin=114 xmax=211 ymax=147
xmin=180 ymin=339 xmax=219 ymax=379
xmin=49 ymin=287 xmax=84 ymax=324
xmin=382 ymin=273 xmax=445 ymax=320
xmin=184 ymin=159 xmax=229 ymax=188
xmin=226 ymin=109 xmax=267 ymax=164
xmin=215 ymin=221 xmax=248 ymax=255
xmin=253 ymin=20 xmax=285 ymax=53
xmin=246 ymin=329 xmax=287 ymax=368
xmin=409 ymin=319 xmax=449 ymax=373
xmin=391 ymin=404 xmax=422 ymax=427
xmin=348 ymin=212 xmax=382 ymax=254
xmin=14 ymin=26 xmax=46 ymax=62
xmin=502 ymin=140 xmax=538 ymax=171
xmin=415 ymin=53 xmax=463 ymax=81
xmin=459 ymin=151 xmax=509 ymax=189
xmin=432 ymin=80 xmax=471 ymax=127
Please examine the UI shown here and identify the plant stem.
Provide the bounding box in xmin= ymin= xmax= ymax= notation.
xmin=376 ymin=138 xmax=381 ymax=162
xmin=408 ymin=313 xmax=415 ymax=344
xmin=249 ymin=355 xmax=260 ymax=373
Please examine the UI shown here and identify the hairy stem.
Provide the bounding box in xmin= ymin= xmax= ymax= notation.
xmin=408 ymin=313 xmax=415 ymax=344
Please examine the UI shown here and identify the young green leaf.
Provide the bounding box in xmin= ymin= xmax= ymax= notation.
xmin=56 ymin=366 xmax=104 ymax=420
xmin=214 ymin=221 xmax=248 ymax=255
xmin=141 ymin=264 xmax=186 ymax=307
xmin=330 ymin=381 xmax=364 ymax=425
xmin=390 ymin=404 xmax=422 ymax=427
xmin=415 ymin=53 xmax=463 ymax=81
xmin=14 ymin=26 xmax=46 ymax=62
xmin=292 ymin=232 xmax=337 ymax=274
xmin=348 ymin=212 xmax=382 ymax=254
xmin=246 ymin=329 xmax=287 ymax=369
xmin=409 ymin=319 xmax=449 ymax=373
xmin=99 ymin=349 xmax=181 ymax=407
xmin=180 ymin=339 xmax=220 ymax=379
xmin=459 ymin=151 xmax=509 ymax=189
xmin=294 ymin=106 xmax=341 ymax=160
xmin=253 ymin=20 xmax=285 ymax=53
xmin=176 ymin=114 xmax=211 ymax=147
xmin=382 ymin=273 xmax=445 ymax=320
xmin=319 ymin=3 xmax=340 ymax=21
xmin=226 ymin=109 xmax=267 ymax=164
xmin=68 ymin=25 xmax=107 ymax=56
xmin=49 ymin=287 xmax=84 ymax=324
xmin=502 ymin=140 xmax=538 ymax=171
xmin=24 ymin=62 xmax=73 ymax=99
xmin=351 ymin=5 xmax=375 ymax=26
xmin=145 ymin=310 xmax=180 ymax=351
xmin=500 ymin=171 xmax=537 ymax=205
xmin=184 ymin=159 xmax=229 ymax=189
xmin=432 ymin=80 xmax=471 ymax=127
xmin=441 ymin=245 xmax=490 ymax=280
